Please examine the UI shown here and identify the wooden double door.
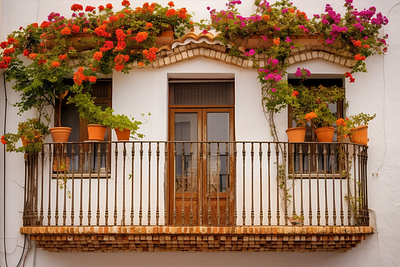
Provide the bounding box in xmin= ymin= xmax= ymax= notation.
xmin=168 ymin=108 xmax=235 ymax=226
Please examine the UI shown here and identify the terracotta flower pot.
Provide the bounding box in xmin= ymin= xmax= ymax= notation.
xmin=351 ymin=125 xmax=369 ymax=146
xmin=114 ymin=127 xmax=131 ymax=141
xmin=87 ymin=124 xmax=107 ymax=141
xmin=21 ymin=130 xmax=41 ymax=147
xmin=315 ymin=127 xmax=335 ymax=142
xmin=286 ymin=127 xmax=306 ymax=142
xmin=50 ymin=127 xmax=71 ymax=143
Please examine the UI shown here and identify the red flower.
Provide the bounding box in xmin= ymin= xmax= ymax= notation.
xmin=0 ymin=61 xmax=8 ymax=69
xmin=350 ymin=77 xmax=355 ymax=83
xmin=292 ymin=91 xmax=299 ymax=97
xmin=168 ymin=1 xmax=174 ymax=7
xmin=32 ymin=23 xmax=38 ymax=28
xmin=7 ymin=37 xmax=17 ymax=44
xmin=23 ymin=49 xmax=30 ymax=57
xmin=354 ymin=54 xmax=366 ymax=61
xmin=351 ymin=40 xmax=361 ymax=47
xmin=3 ymin=48 xmax=15 ymax=56
xmin=88 ymin=76 xmax=97 ymax=83
xmin=115 ymin=29 xmax=126 ymax=40
xmin=59 ymin=54 xmax=67 ymax=60
xmin=1 ymin=135 xmax=7 ymax=145
xmin=3 ymin=56 xmax=11 ymax=64
xmin=138 ymin=62 xmax=144 ymax=66
xmin=178 ymin=8 xmax=187 ymax=19
xmin=85 ymin=6 xmax=95 ymax=12
xmin=72 ymin=24 xmax=80 ymax=33
xmin=94 ymin=24 xmax=110 ymax=37
xmin=98 ymin=5 xmax=105 ymax=11
xmin=100 ymin=41 xmax=114 ymax=52
xmin=71 ymin=4 xmax=83 ymax=12
xmin=114 ymin=64 xmax=124 ymax=71
xmin=166 ymin=9 xmax=176 ymax=17
xmin=0 ymin=42 xmax=7 ymax=49
xmin=146 ymin=22 xmax=153 ymax=29
xmin=51 ymin=61 xmax=60 ymax=68
xmin=121 ymin=0 xmax=130 ymax=6
xmin=61 ymin=27 xmax=71 ymax=35
xmin=40 ymin=21 xmax=51 ymax=29
xmin=106 ymin=3 xmax=113 ymax=9
xmin=344 ymin=72 xmax=352 ymax=78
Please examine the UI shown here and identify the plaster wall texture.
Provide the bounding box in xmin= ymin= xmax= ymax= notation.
xmin=0 ymin=0 xmax=399 ymax=266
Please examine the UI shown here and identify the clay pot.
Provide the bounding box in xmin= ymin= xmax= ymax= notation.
xmin=286 ymin=127 xmax=306 ymax=142
xmin=315 ymin=127 xmax=335 ymax=142
xmin=87 ymin=124 xmax=107 ymax=141
xmin=351 ymin=125 xmax=369 ymax=146
xmin=50 ymin=127 xmax=71 ymax=143
xmin=114 ymin=127 xmax=131 ymax=141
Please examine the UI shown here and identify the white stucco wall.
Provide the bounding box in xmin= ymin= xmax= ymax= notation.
xmin=1 ymin=0 xmax=400 ymax=266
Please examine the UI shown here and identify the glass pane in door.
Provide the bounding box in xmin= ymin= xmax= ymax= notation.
xmin=174 ymin=113 xmax=198 ymax=193
xmin=207 ymin=113 xmax=229 ymax=192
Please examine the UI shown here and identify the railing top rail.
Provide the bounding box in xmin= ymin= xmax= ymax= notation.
xmin=43 ymin=140 xmax=368 ymax=148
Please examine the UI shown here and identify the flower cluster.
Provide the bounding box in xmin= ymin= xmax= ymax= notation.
xmin=314 ymin=0 xmax=388 ymax=76
xmin=1 ymin=119 xmax=49 ymax=153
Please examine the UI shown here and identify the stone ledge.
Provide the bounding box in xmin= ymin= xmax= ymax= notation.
xmin=21 ymin=226 xmax=373 ymax=253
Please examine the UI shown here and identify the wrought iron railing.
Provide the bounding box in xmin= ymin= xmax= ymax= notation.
xmin=23 ymin=141 xmax=369 ymax=227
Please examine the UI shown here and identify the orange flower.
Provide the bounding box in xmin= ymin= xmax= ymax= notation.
xmin=73 ymin=67 xmax=86 ymax=85
xmin=273 ymin=38 xmax=280 ymax=46
xmin=60 ymin=27 xmax=71 ymax=35
xmin=168 ymin=1 xmax=174 ymax=7
xmin=146 ymin=22 xmax=153 ymax=28
xmin=51 ymin=61 xmax=60 ymax=68
xmin=71 ymin=25 xmax=80 ymax=34
xmin=29 ymin=53 xmax=37 ymax=60
xmin=88 ymin=76 xmax=97 ymax=83
xmin=336 ymin=118 xmax=344 ymax=126
xmin=136 ymin=32 xmax=148 ymax=42
xmin=305 ymin=112 xmax=317 ymax=121
xmin=138 ymin=62 xmax=144 ymax=66
xmin=262 ymin=15 xmax=270 ymax=20
xmin=93 ymin=51 xmax=103 ymax=61
xmin=166 ymin=9 xmax=176 ymax=17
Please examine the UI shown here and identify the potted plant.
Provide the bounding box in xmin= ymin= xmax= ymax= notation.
xmin=288 ymin=214 xmax=304 ymax=225
xmin=102 ymin=114 xmax=145 ymax=141
xmin=2 ymin=118 xmax=49 ymax=153
xmin=337 ymin=113 xmax=376 ymax=146
xmin=66 ymin=87 xmax=113 ymax=141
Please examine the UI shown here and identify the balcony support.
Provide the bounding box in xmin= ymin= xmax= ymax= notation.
xmin=20 ymin=225 xmax=373 ymax=252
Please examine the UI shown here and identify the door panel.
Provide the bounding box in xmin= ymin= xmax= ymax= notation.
xmin=169 ymin=108 xmax=234 ymax=226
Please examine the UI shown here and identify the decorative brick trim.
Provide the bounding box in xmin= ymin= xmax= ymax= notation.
xmin=123 ymin=33 xmax=355 ymax=70
xmin=21 ymin=226 xmax=373 ymax=252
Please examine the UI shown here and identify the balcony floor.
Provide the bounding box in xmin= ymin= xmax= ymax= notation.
xmin=20 ymin=225 xmax=373 ymax=252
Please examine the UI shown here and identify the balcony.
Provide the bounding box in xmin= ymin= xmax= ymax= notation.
xmin=20 ymin=141 xmax=373 ymax=252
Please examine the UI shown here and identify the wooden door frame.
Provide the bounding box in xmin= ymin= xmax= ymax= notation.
xmin=167 ymin=108 xmax=235 ymax=225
